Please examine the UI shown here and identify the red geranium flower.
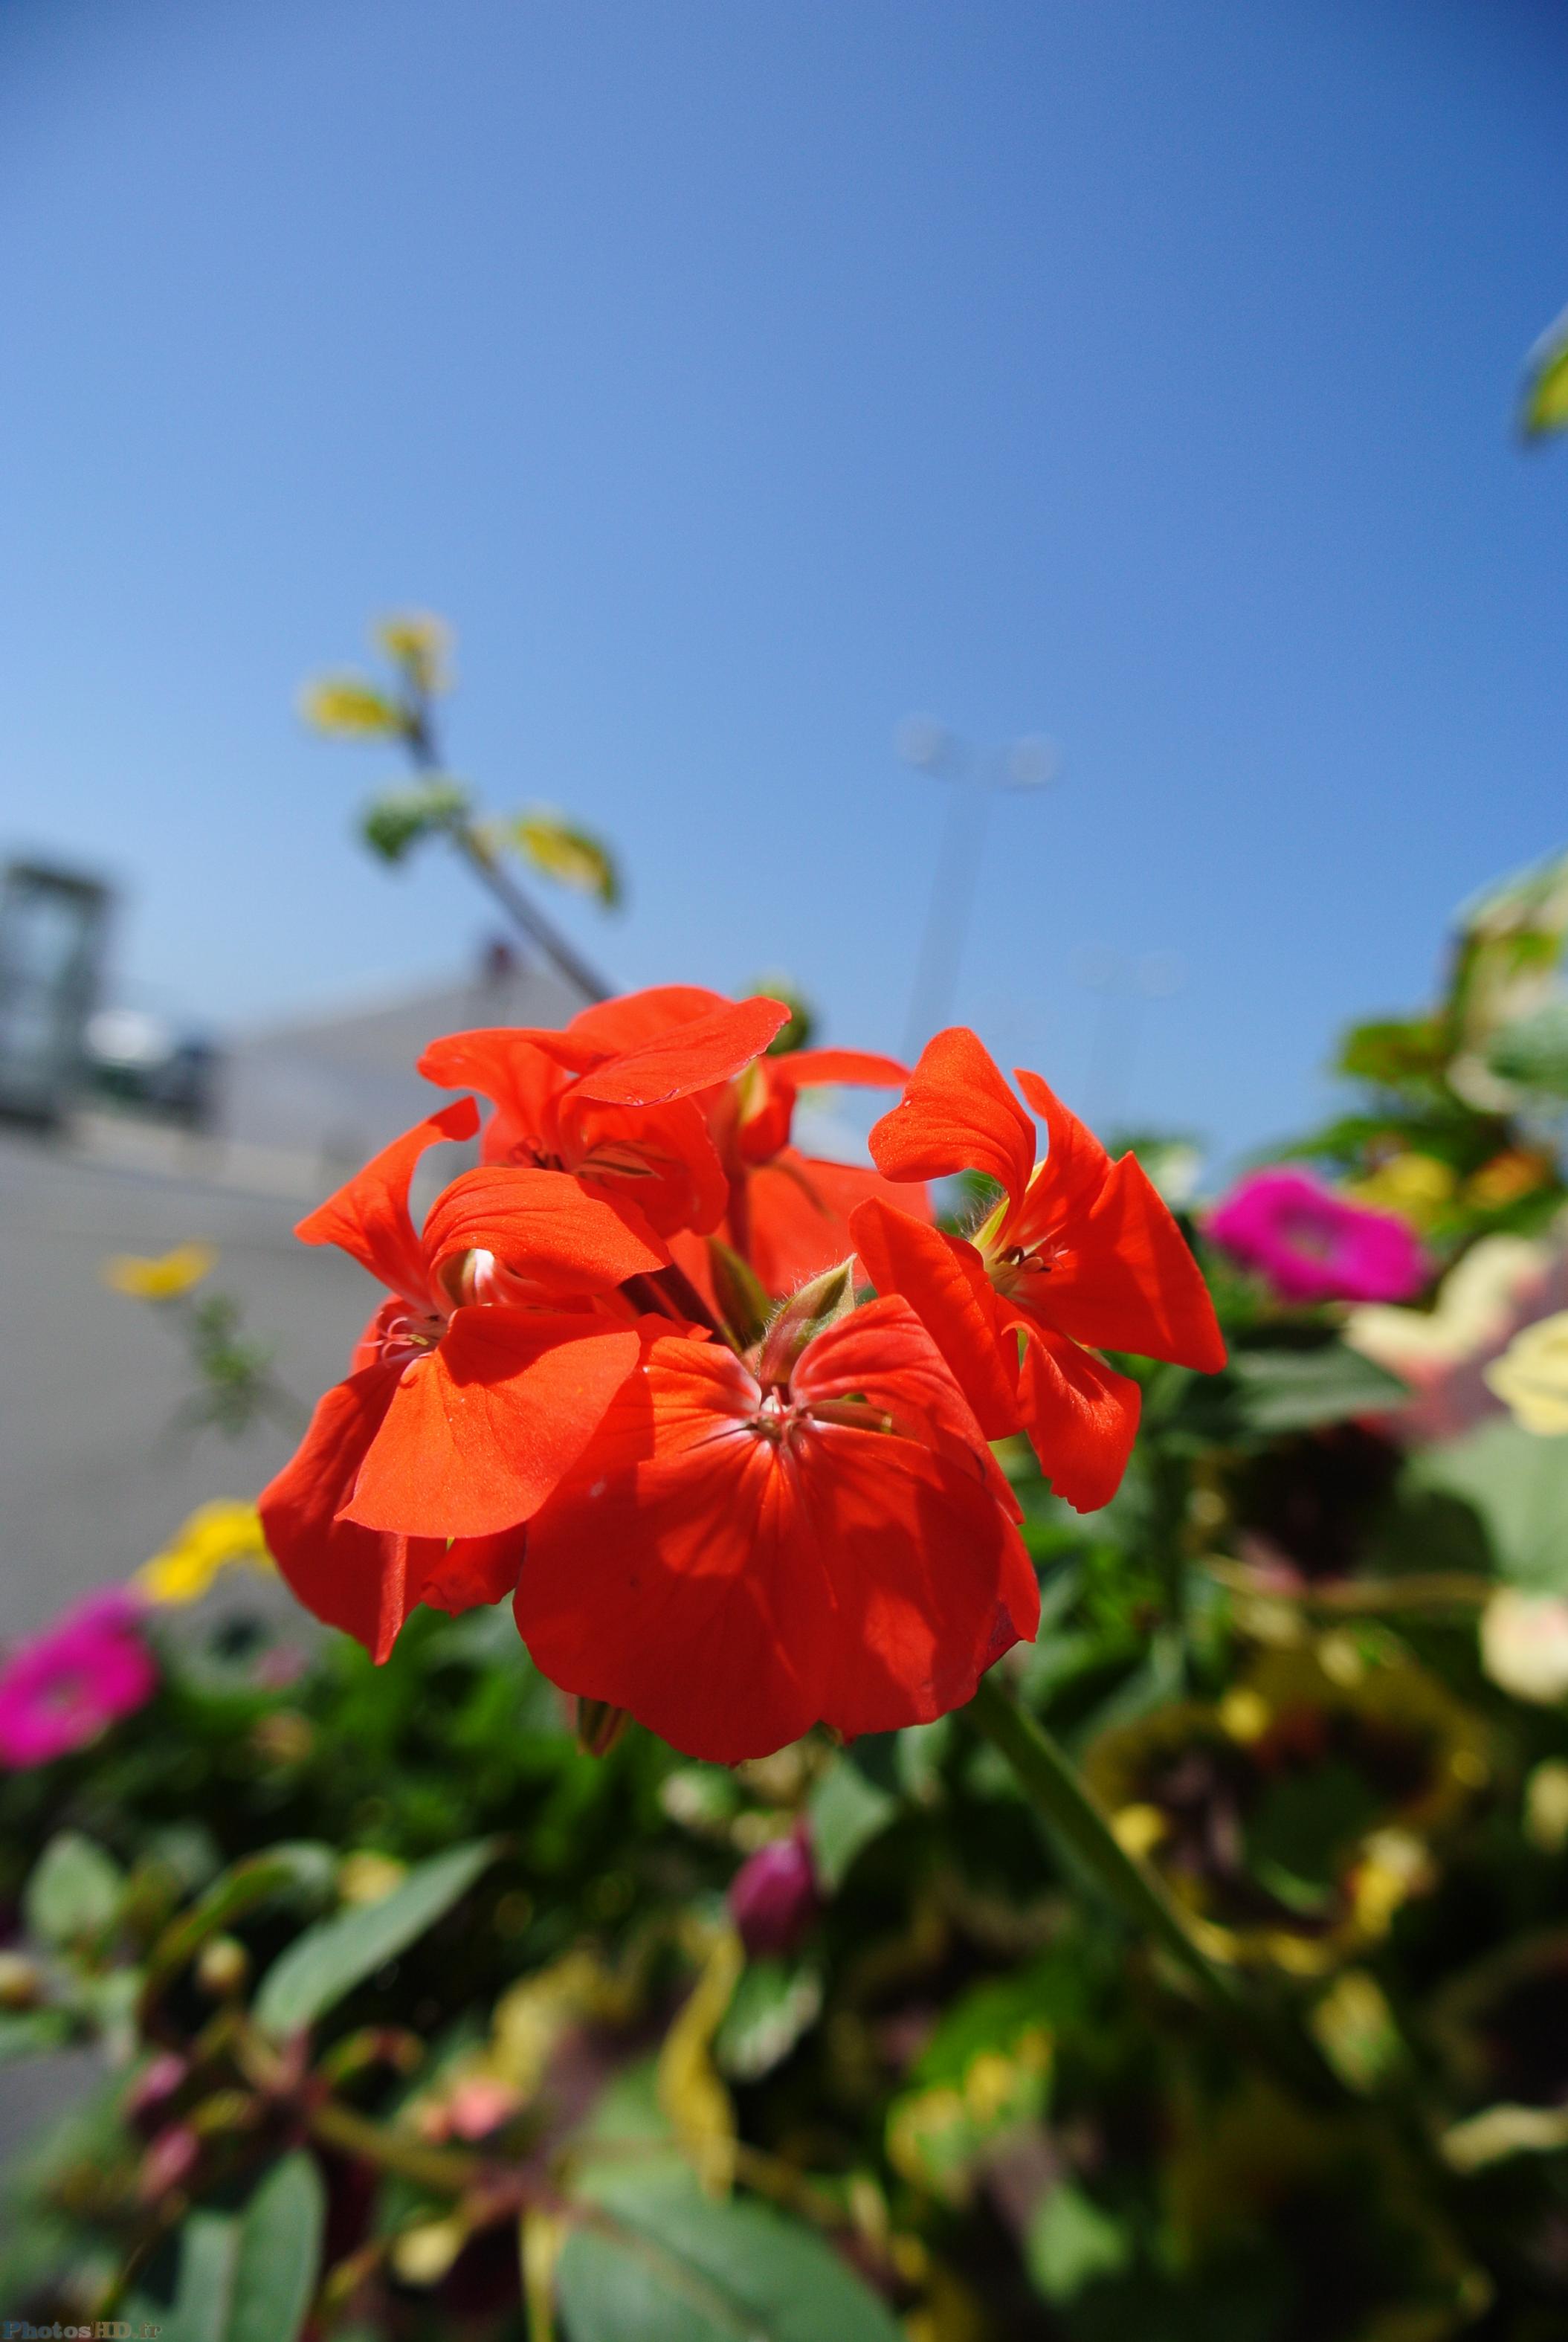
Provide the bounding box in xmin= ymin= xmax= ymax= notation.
xmin=512 ymin=1293 xmax=1039 ymax=1764
xmin=709 ymin=1048 xmax=934 ymax=1297
xmin=259 ymin=1097 xmax=662 ymax=1660
xmin=418 ymin=987 xmax=788 ymax=1238
xmin=851 ymin=1028 xmax=1225 ymax=1511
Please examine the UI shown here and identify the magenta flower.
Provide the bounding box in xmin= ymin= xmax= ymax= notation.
xmin=1207 ymin=1167 xmax=1430 ymax=1307
xmin=728 ymin=1825 xmax=820 ymax=1958
xmin=0 ymin=1590 xmax=158 ymax=1768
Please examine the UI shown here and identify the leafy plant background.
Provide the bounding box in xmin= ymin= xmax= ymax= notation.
xmin=9 ymin=637 xmax=1568 ymax=2338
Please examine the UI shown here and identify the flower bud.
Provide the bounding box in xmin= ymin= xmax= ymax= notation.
xmin=124 ymin=2051 xmax=188 ymax=2138
xmin=252 ymin=1709 xmax=315 ymax=1766
xmin=576 ymin=1697 xmax=630 ymax=1758
xmin=0 ymin=1950 xmax=42 ymax=2010
xmin=756 ymin=1260 xmax=856 ymax=1387
xmin=195 ymin=1933 xmax=250 ymax=1998
xmin=138 ymin=2119 xmax=200 ymax=2202
xmin=727 ymin=1825 xmax=819 ymax=1958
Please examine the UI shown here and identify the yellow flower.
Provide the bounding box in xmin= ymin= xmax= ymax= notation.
xmin=1465 ymin=1149 xmax=1552 ymax=1210
xmin=338 ymin=1851 xmax=408 ymax=1906
xmin=102 ymin=1242 xmax=216 ymax=1301
xmin=136 ymin=1500 xmax=271 ymax=1604
xmin=1483 ymin=1307 xmax=1568 ymax=1433
xmin=1345 ymin=1152 xmax=1455 ymax=1231
xmin=1524 ymin=1759 xmax=1568 ymax=1853
xmin=1346 ymin=1235 xmax=1548 ymax=1375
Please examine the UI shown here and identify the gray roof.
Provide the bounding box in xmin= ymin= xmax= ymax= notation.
xmin=213 ymin=960 xmax=588 ymax=1179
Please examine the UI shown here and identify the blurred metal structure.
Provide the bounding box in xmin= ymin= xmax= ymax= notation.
xmin=0 ymin=857 xmax=112 ymax=1125
xmin=897 ymin=718 xmax=1058 ymax=1059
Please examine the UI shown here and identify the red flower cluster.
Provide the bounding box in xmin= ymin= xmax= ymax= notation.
xmin=261 ymin=989 xmax=1222 ymax=1762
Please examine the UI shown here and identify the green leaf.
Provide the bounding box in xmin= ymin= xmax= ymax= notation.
xmin=24 ymin=1833 xmax=124 ymax=1947
xmin=807 ymin=1755 xmax=897 ymax=1891
xmin=359 ymin=777 xmax=471 ymax=863
xmin=141 ymin=1842 xmax=334 ymax=2013
xmin=1486 ymin=999 xmax=1568 ymax=1097
xmin=1413 ymin=1417 xmax=1568 ymax=1590
xmin=1228 ymin=1343 xmax=1408 ymax=1434
xmin=1333 ymin=1016 xmax=1450 ymax=1092
xmin=715 ymin=1960 xmax=823 ymax=2081
xmin=1243 ymin=1761 xmax=1382 ymax=1901
xmin=0 ymin=2008 xmax=74 ymax=2062
xmin=254 ymin=1839 xmax=499 ymax=2038
xmin=885 ymin=1961 xmax=1060 ymax=2201
xmin=558 ymin=2172 xmax=903 ymax=2342
xmin=911 ymin=1956 xmax=1081 ymax=2090
xmin=1025 ymin=2181 xmax=1131 ymax=2303
xmin=168 ymin=2152 xmax=325 ymax=2342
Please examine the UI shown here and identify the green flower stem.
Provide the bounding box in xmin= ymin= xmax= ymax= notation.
xmin=309 ymin=2095 xmax=491 ymax=2197
xmin=404 ymin=699 xmax=613 ymax=1003
xmin=964 ymin=1670 xmax=1343 ymax=2106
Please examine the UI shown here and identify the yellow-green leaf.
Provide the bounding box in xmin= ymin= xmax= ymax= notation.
xmin=299 ymin=674 xmax=411 ymax=739
xmin=1522 ymin=306 xmax=1568 ymax=438
xmin=374 ymin=610 xmax=453 ymax=696
xmin=512 ymin=809 xmax=622 ymax=907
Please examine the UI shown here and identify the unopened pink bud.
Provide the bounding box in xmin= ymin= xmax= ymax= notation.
xmin=138 ymin=2119 xmax=199 ymax=2201
xmin=728 ymin=1825 xmax=819 ymax=1958
xmin=125 ymin=2051 xmax=188 ymax=2138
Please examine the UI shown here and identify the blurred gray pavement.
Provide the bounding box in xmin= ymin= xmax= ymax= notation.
xmin=0 ymin=1121 xmax=384 ymax=2170
xmin=0 ymin=1119 xmax=378 ymax=1636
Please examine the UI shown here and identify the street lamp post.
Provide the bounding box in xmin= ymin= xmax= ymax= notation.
xmin=897 ymin=718 xmax=1058 ymax=1060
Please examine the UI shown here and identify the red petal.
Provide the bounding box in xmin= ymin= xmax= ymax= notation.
xmin=808 ymin=1424 xmax=1039 ymax=1740
xmin=515 ymin=1326 xmax=1037 ymax=1761
xmin=419 ymin=1030 xmax=582 ymax=1163
xmin=1016 ymin=1326 xmax=1141 ymax=1511
xmin=796 ymin=1293 xmax=1021 ymax=1517
xmin=575 ymin=996 xmax=790 ymax=1106
xmin=420 ymin=1165 xmax=667 ymax=1294
xmin=734 ymin=1154 xmax=918 ymax=1295
xmin=849 ymin=1197 xmax=1022 ymax=1439
xmin=1006 ymin=1070 xmax=1225 ymax=1371
xmin=567 ymin=984 xmax=732 ymax=1057
xmin=1016 ymin=1149 xmax=1227 ymax=1372
xmin=739 ymin=1054 xmax=908 ymax=1171
xmin=420 ymin=1024 xmax=592 ymax=1085
xmin=1013 ymin=1068 xmax=1110 ymax=1218
xmin=560 ymin=1095 xmax=732 ymax=1237
xmin=419 ymin=1528 xmax=527 ymax=1614
xmin=737 ymin=1053 xmax=909 ymax=1168
xmin=771 ymin=1048 xmax=909 ymax=1090
xmin=515 ymin=1337 xmax=836 ymax=1763
xmin=345 ymin=1309 xmax=645 ymax=1538
xmin=295 ymin=1099 xmax=478 ymax=1303
xmin=259 ymin=1368 xmax=453 ymax=1661
xmin=665 ymin=1227 xmax=722 ymax=1317
xmin=869 ymin=1027 xmax=1036 ymax=1201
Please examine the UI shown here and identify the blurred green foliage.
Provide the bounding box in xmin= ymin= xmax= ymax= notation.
xmin=10 ymin=848 xmax=1568 ymax=2338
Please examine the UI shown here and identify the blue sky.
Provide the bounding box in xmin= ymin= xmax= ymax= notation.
xmin=3 ymin=0 xmax=1567 ymax=1160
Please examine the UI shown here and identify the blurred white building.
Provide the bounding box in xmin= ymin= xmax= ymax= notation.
xmin=213 ymin=950 xmax=586 ymax=1186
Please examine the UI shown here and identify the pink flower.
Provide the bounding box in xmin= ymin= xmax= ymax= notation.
xmin=1207 ymin=1167 xmax=1430 ymax=1307
xmin=0 ymin=1590 xmax=158 ymax=1768
xmin=728 ymin=1825 xmax=820 ymax=1958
